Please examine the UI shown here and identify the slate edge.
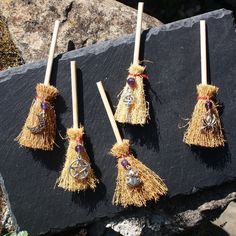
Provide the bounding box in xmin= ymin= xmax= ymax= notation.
xmin=0 ymin=9 xmax=233 ymax=83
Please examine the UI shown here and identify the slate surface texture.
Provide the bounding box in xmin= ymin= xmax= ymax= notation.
xmin=0 ymin=9 xmax=236 ymax=235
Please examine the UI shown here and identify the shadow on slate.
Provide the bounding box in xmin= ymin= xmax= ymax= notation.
xmin=71 ymin=69 xmax=107 ymax=212
xmin=189 ymin=93 xmax=231 ymax=171
xmin=0 ymin=9 xmax=236 ymax=235
xmin=71 ymin=182 xmax=107 ymax=213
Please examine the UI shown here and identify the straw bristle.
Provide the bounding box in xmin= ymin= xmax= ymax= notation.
xmin=16 ymin=83 xmax=58 ymax=150
xmin=110 ymin=140 xmax=168 ymax=207
xmin=114 ymin=64 xmax=149 ymax=125
xmin=57 ymin=127 xmax=98 ymax=192
xmin=183 ymin=84 xmax=225 ymax=147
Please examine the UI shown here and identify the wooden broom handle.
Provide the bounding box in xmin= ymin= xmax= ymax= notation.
xmin=96 ymin=81 xmax=123 ymax=144
xmin=133 ymin=2 xmax=144 ymax=65
xmin=70 ymin=61 xmax=79 ymax=129
xmin=44 ymin=20 xmax=60 ymax=85
xmin=200 ymin=20 xmax=208 ymax=85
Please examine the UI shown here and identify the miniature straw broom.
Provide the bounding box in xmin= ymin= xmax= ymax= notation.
xmin=57 ymin=61 xmax=98 ymax=192
xmin=114 ymin=2 xmax=149 ymax=125
xmin=183 ymin=20 xmax=225 ymax=147
xmin=16 ymin=20 xmax=60 ymax=150
xmin=97 ymin=81 xmax=167 ymax=207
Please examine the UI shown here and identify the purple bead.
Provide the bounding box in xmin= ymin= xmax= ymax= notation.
xmin=121 ymin=158 xmax=130 ymax=168
xmin=127 ymin=77 xmax=135 ymax=87
xmin=75 ymin=144 xmax=83 ymax=153
xmin=41 ymin=102 xmax=48 ymax=110
xmin=205 ymin=101 xmax=213 ymax=111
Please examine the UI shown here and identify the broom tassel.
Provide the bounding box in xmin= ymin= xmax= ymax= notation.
xmin=57 ymin=61 xmax=98 ymax=191
xmin=97 ymin=81 xmax=167 ymax=207
xmin=57 ymin=127 xmax=98 ymax=191
xmin=16 ymin=21 xmax=60 ymax=150
xmin=111 ymin=140 xmax=168 ymax=207
xmin=114 ymin=3 xmax=149 ymax=125
xmin=183 ymin=20 xmax=225 ymax=147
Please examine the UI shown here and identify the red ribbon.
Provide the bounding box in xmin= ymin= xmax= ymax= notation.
xmin=128 ymin=73 xmax=149 ymax=80
xmin=197 ymin=96 xmax=210 ymax=100
xmin=76 ymin=137 xmax=82 ymax=143
xmin=115 ymin=152 xmax=130 ymax=158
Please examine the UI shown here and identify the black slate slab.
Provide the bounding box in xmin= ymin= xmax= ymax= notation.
xmin=0 ymin=9 xmax=236 ymax=235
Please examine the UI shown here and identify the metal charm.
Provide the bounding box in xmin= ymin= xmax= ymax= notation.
xmin=123 ymin=88 xmax=134 ymax=107
xmin=201 ymin=111 xmax=217 ymax=131
xmin=69 ymin=157 xmax=90 ymax=180
xmin=126 ymin=168 xmax=141 ymax=187
xmin=27 ymin=112 xmax=46 ymax=134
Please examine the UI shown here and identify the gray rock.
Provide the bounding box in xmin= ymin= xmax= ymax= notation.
xmin=0 ymin=175 xmax=17 ymax=234
xmin=106 ymin=217 xmax=146 ymax=236
xmin=213 ymin=201 xmax=236 ymax=236
xmin=0 ymin=0 xmax=162 ymax=63
xmin=106 ymin=187 xmax=236 ymax=235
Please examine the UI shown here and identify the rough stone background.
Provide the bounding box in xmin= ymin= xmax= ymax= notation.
xmin=0 ymin=8 xmax=236 ymax=236
xmin=0 ymin=0 xmax=162 ymax=63
xmin=0 ymin=15 xmax=24 ymax=71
